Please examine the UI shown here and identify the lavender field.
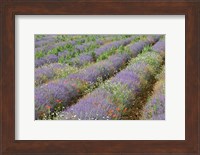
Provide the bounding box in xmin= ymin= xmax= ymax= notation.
xmin=35 ymin=34 xmax=165 ymax=120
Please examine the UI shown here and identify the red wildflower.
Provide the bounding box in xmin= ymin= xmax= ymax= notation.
xmin=56 ymin=99 xmax=62 ymax=103
xmin=45 ymin=105 xmax=51 ymax=109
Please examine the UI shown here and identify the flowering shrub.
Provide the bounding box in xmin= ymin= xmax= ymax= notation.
xmin=34 ymin=34 xmax=165 ymax=120
xmin=142 ymin=67 xmax=165 ymax=120
xmin=58 ymin=51 xmax=163 ymax=120
xmin=35 ymin=36 xmax=152 ymax=119
xmin=152 ymin=40 xmax=165 ymax=58
xmin=35 ymin=63 xmax=78 ymax=86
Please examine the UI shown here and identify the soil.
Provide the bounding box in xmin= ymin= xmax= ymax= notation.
xmin=121 ymin=60 xmax=165 ymax=120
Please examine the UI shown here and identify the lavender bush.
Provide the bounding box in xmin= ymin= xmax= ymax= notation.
xmin=34 ymin=34 xmax=165 ymax=120
xmin=142 ymin=67 xmax=165 ymax=120
xmin=35 ymin=38 xmax=150 ymax=119
xmin=35 ymin=63 xmax=78 ymax=86
xmin=59 ymin=52 xmax=163 ymax=120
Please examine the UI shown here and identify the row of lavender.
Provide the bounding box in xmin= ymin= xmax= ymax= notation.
xmin=58 ymin=40 xmax=165 ymax=120
xmin=35 ymin=35 xmax=160 ymax=119
xmin=142 ymin=67 xmax=165 ymax=120
xmin=35 ymin=36 xmax=102 ymax=68
xmin=34 ymin=36 xmax=138 ymax=86
xmin=35 ymin=35 xmax=131 ymax=68
xmin=35 ymin=35 xmax=91 ymax=48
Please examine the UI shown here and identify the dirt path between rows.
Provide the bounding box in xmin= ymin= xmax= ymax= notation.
xmin=121 ymin=61 xmax=164 ymax=120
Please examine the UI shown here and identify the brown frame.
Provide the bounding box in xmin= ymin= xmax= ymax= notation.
xmin=0 ymin=0 xmax=200 ymax=154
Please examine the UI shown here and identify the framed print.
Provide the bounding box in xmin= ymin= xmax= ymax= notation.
xmin=0 ymin=0 xmax=200 ymax=155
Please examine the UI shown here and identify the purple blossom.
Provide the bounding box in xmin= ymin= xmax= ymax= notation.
xmin=35 ymin=58 xmax=48 ymax=68
xmin=58 ymin=51 xmax=163 ymax=120
xmin=129 ymin=41 xmax=147 ymax=56
xmin=96 ymin=40 xmax=104 ymax=45
xmin=35 ymin=79 xmax=86 ymax=119
xmin=35 ymin=67 xmax=54 ymax=86
xmin=35 ymin=63 xmax=68 ymax=86
xmin=67 ymin=53 xmax=130 ymax=84
xmin=129 ymin=35 xmax=161 ymax=56
xmin=152 ymin=40 xmax=165 ymax=57
xmin=35 ymin=54 xmax=58 ymax=68
xmin=146 ymin=35 xmax=161 ymax=44
xmin=111 ymin=70 xmax=140 ymax=90
xmin=94 ymin=37 xmax=135 ymax=56
xmin=59 ymin=88 xmax=120 ymax=120
xmin=70 ymin=53 xmax=94 ymax=67
xmin=35 ymin=38 xmax=55 ymax=48
xmin=108 ymin=53 xmax=130 ymax=70
xmin=75 ymin=44 xmax=89 ymax=52
xmin=35 ymin=45 xmax=138 ymax=119
xmin=142 ymin=80 xmax=165 ymax=120
xmin=46 ymin=54 xmax=58 ymax=63
xmin=58 ymin=50 xmax=69 ymax=58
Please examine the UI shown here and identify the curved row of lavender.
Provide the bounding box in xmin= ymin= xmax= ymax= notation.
xmin=35 ymin=53 xmax=130 ymax=119
xmin=34 ymin=36 xmax=137 ymax=86
xmin=35 ymin=40 xmax=76 ymax=58
xmin=58 ymin=51 xmax=163 ymax=120
xmin=35 ymin=36 xmax=160 ymax=119
xmin=68 ymin=36 xmax=137 ymax=67
xmin=35 ymin=35 xmax=131 ymax=68
xmin=35 ymin=63 xmax=78 ymax=87
xmin=68 ymin=35 xmax=161 ymax=67
xmin=35 ymin=35 xmax=112 ymax=55
xmin=152 ymin=39 xmax=165 ymax=57
xmin=35 ymin=38 xmax=103 ymax=68
xmin=142 ymin=67 xmax=165 ymax=120
xmin=34 ymin=37 xmax=86 ymax=56
xmin=58 ymin=38 xmax=165 ymax=120
xmin=35 ymin=35 xmax=58 ymax=48
xmin=35 ymin=37 xmax=140 ymax=86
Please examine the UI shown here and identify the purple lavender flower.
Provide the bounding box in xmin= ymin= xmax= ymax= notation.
xmin=67 ymin=53 xmax=130 ymax=84
xmin=35 ymin=45 xmax=138 ymax=119
xmin=128 ymin=35 xmax=161 ymax=57
xmin=111 ymin=70 xmax=140 ymax=90
xmin=35 ymin=63 xmax=69 ymax=86
xmin=59 ymin=88 xmax=120 ymax=120
xmin=146 ymin=35 xmax=161 ymax=44
xmin=129 ymin=41 xmax=147 ymax=56
xmin=58 ymin=50 xmax=69 ymax=58
xmin=35 ymin=38 xmax=55 ymax=48
xmin=108 ymin=53 xmax=130 ymax=70
xmin=96 ymin=40 xmax=104 ymax=45
xmin=70 ymin=53 xmax=94 ymax=67
xmin=142 ymin=77 xmax=165 ymax=120
xmin=46 ymin=54 xmax=58 ymax=63
xmin=35 ymin=54 xmax=58 ymax=68
xmin=152 ymin=40 xmax=165 ymax=57
xmin=35 ymin=58 xmax=48 ymax=68
xmin=58 ymin=50 xmax=163 ymax=120
xmin=75 ymin=43 xmax=91 ymax=53
xmin=35 ymin=67 xmax=54 ymax=86
xmin=94 ymin=36 xmax=135 ymax=57
xmin=35 ymin=79 xmax=87 ymax=119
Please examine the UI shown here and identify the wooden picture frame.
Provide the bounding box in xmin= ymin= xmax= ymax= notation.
xmin=0 ymin=0 xmax=199 ymax=154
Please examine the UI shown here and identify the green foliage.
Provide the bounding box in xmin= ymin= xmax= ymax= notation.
xmin=35 ymin=34 xmax=45 ymax=40
xmin=35 ymin=50 xmax=45 ymax=59
xmin=141 ymin=45 xmax=153 ymax=54
xmin=131 ymin=52 xmax=162 ymax=74
xmin=101 ymin=81 xmax=132 ymax=109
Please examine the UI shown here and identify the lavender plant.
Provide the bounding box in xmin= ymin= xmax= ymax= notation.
xmin=58 ymin=52 xmax=163 ymax=120
xmin=142 ymin=67 xmax=165 ymax=120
